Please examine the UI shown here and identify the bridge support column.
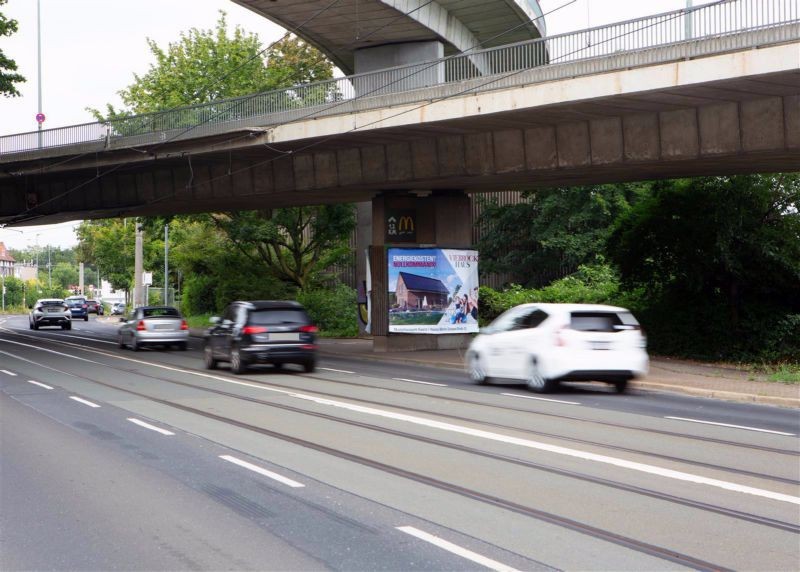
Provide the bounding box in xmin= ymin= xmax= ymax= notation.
xmin=368 ymin=190 xmax=473 ymax=352
xmin=354 ymin=40 xmax=445 ymax=335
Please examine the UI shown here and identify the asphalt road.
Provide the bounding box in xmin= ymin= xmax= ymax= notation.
xmin=1 ymin=314 xmax=798 ymax=571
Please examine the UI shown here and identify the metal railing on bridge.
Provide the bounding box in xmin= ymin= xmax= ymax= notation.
xmin=1 ymin=0 xmax=797 ymax=161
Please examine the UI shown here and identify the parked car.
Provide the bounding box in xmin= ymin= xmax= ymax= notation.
xmin=118 ymin=306 xmax=188 ymax=351
xmin=111 ymin=302 xmax=127 ymax=316
xmin=204 ymin=300 xmax=318 ymax=374
xmin=29 ymin=299 xmax=72 ymax=330
xmin=465 ymin=303 xmax=648 ymax=393
xmin=86 ymin=299 xmax=104 ymax=315
xmin=64 ymin=296 xmax=89 ymax=321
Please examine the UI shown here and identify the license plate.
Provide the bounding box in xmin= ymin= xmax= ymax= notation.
xmin=590 ymin=341 xmax=611 ymax=350
xmin=154 ymin=324 xmax=173 ymax=330
xmin=47 ymin=308 xmax=59 ymax=313
xmin=268 ymin=333 xmax=300 ymax=342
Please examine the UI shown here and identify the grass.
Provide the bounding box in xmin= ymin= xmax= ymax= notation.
xmin=186 ymin=313 xmax=214 ymax=330
xmin=764 ymin=364 xmax=800 ymax=384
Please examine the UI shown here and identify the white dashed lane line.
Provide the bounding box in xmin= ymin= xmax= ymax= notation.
xmin=665 ymin=416 xmax=796 ymax=436
xmin=501 ymin=393 xmax=581 ymax=406
xmin=27 ymin=380 xmax=53 ymax=389
xmin=1 ymin=369 xmax=17 ymax=376
xmin=319 ymin=367 xmax=356 ymax=374
xmin=392 ymin=377 xmax=448 ymax=387
xmin=2 ymin=333 xmax=797 ymax=505
xmin=396 ymin=526 xmax=519 ymax=572
xmin=127 ymin=418 xmax=175 ymax=435
xmin=219 ymin=455 xmax=305 ymax=488
xmin=69 ymin=396 xmax=101 ymax=408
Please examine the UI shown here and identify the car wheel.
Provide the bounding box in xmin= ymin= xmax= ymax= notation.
xmin=65 ymin=322 xmax=72 ymax=331
xmin=84 ymin=315 xmax=89 ymax=322
xmin=178 ymin=342 xmax=187 ymax=351
xmin=526 ymin=358 xmax=554 ymax=393
xmin=613 ymin=378 xmax=629 ymax=394
xmin=29 ymin=320 xmax=33 ymax=330
xmin=467 ymin=352 xmax=487 ymax=384
xmin=118 ymin=335 xmax=126 ymax=349
xmin=230 ymin=348 xmax=247 ymax=375
xmin=61 ymin=323 xmax=69 ymax=330
xmin=204 ymin=344 xmax=218 ymax=370
xmin=303 ymin=360 xmax=316 ymax=373
xmin=131 ymin=336 xmax=140 ymax=352
xmin=33 ymin=322 xmax=39 ymax=330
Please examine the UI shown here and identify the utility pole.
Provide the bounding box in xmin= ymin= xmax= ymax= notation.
xmin=685 ymin=0 xmax=694 ymax=40
xmin=79 ymin=262 xmax=84 ymax=296
xmin=37 ymin=0 xmax=43 ymax=147
xmin=47 ymin=244 xmax=51 ymax=288
xmin=134 ymin=223 xmax=144 ymax=308
xmin=164 ymin=224 xmax=169 ymax=306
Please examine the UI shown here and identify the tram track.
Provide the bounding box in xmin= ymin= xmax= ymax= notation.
xmin=2 ymin=331 xmax=798 ymax=540
xmin=3 ymin=326 xmax=798 ymax=462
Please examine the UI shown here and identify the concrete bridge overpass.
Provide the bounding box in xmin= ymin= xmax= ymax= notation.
xmin=1 ymin=0 xmax=797 ymax=227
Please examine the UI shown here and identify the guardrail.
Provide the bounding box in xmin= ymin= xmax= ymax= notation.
xmin=1 ymin=0 xmax=797 ymax=161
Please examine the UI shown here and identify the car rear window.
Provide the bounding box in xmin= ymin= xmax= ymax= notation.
xmin=570 ymin=311 xmax=631 ymax=332
xmin=67 ymin=300 xmax=84 ymax=307
xmin=41 ymin=300 xmax=64 ymax=306
xmin=143 ymin=307 xmax=181 ymax=318
xmin=249 ymin=309 xmax=309 ymax=326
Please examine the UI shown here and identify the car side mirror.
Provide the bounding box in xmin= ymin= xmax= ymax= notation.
xmin=209 ymin=316 xmax=220 ymax=325
xmin=28 ymin=304 xmax=33 ymax=310
xmin=119 ymin=317 xmax=127 ymax=323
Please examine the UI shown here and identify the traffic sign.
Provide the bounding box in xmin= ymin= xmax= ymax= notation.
xmin=35 ymin=113 xmax=45 ymax=124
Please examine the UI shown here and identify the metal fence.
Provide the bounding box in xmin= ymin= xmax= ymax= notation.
xmin=1 ymin=0 xmax=797 ymax=160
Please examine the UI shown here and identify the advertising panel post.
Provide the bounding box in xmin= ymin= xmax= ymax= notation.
xmin=388 ymin=248 xmax=479 ymax=334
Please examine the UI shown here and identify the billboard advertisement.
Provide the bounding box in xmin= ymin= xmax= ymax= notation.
xmin=388 ymin=248 xmax=479 ymax=334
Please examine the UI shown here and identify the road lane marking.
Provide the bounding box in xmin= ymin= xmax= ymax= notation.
xmin=501 ymin=393 xmax=581 ymax=405
xmin=69 ymin=396 xmax=100 ymax=408
xmin=27 ymin=380 xmax=53 ymax=389
xmin=392 ymin=377 xmax=448 ymax=387
xmin=0 ymin=369 xmax=17 ymax=376
xmin=3 ymin=333 xmax=798 ymax=505
xmin=219 ymin=455 xmax=304 ymax=488
xmin=665 ymin=416 xmax=795 ymax=436
xmin=319 ymin=367 xmax=356 ymax=374
xmin=127 ymin=418 xmax=175 ymax=435
xmin=396 ymin=526 xmax=519 ymax=572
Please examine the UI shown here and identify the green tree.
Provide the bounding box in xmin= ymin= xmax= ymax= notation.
xmin=0 ymin=0 xmax=25 ymax=97
xmin=607 ymin=174 xmax=800 ymax=360
xmin=477 ymin=183 xmax=647 ymax=287
xmin=90 ymin=12 xmax=333 ymax=120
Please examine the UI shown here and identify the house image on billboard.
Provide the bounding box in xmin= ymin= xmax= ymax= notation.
xmin=395 ymin=271 xmax=450 ymax=310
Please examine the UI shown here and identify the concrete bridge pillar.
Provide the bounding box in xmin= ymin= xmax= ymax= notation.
xmin=353 ymin=40 xmax=446 ymax=335
xmin=367 ymin=190 xmax=473 ymax=352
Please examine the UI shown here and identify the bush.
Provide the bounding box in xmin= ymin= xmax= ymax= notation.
xmin=297 ymin=283 xmax=358 ymax=337
xmin=478 ymin=263 xmax=622 ymax=324
xmin=181 ymin=274 xmax=216 ymax=316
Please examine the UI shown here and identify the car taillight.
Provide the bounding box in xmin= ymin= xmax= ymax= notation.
xmin=63 ymin=306 xmax=69 ymax=312
xmin=82 ymin=304 xmax=88 ymax=309
xmin=299 ymin=325 xmax=318 ymax=333
xmin=136 ymin=320 xmax=147 ymax=331
xmin=180 ymin=319 xmax=188 ymax=331
xmin=242 ymin=326 xmax=267 ymax=335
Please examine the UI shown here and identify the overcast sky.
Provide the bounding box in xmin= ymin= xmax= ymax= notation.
xmin=0 ymin=0 xmax=696 ymax=251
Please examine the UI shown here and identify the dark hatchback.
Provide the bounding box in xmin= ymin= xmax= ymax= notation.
xmin=203 ymin=301 xmax=318 ymax=374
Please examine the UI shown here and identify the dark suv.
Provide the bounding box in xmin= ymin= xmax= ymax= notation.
xmin=65 ymin=296 xmax=89 ymax=321
xmin=203 ymin=301 xmax=318 ymax=374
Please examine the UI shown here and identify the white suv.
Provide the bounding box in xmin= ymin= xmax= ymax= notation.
xmin=466 ymin=303 xmax=648 ymax=393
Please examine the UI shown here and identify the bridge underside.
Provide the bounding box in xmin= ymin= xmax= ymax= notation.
xmin=2 ymin=71 xmax=798 ymax=226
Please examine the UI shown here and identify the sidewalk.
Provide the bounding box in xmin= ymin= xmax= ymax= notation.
xmin=317 ymin=338 xmax=800 ymax=408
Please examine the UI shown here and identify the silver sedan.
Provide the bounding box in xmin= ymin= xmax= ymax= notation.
xmin=118 ymin=306 xmax=189 ymax=351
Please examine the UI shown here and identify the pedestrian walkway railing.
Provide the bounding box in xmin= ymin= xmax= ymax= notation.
xmin=1 ymin=0 xmax=797 ymax=161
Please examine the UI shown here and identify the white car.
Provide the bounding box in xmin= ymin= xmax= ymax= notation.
xmin=465 ymin=303 xmax=648 ymax=393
